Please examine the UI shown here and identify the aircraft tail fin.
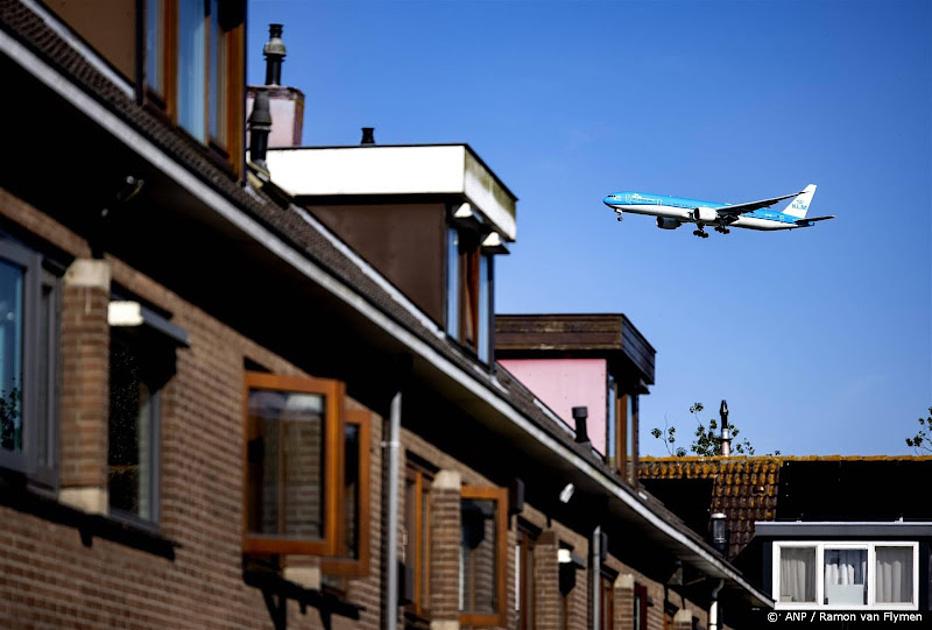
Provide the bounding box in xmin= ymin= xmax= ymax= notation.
xmin=782 ymin=184 xmax=817 ymax=219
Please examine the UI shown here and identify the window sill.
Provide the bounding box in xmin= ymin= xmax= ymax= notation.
xmin=0 ymin=469 xmax=177 ymax=560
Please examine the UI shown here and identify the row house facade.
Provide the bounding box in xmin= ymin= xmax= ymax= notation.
xmin=0 ymin=1 xmax=771 ymax=628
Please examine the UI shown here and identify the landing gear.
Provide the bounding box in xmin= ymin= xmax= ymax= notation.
xmin=714 ymin=226 xmax=731 ymax=234
xmin=693 ymin=228 xmax=709 ymax=239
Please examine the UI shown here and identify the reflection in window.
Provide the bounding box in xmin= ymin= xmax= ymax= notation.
xmin=177 ymin=0 xmax=207 ymax=141
xmin=340 ymin=423 xmax=360 ymax=558
xmin=208 ymin=0 xmax=228 ymax=146
xmin=246 ymin=389 xmax=325 ymax=539
xmin=477 ymin=254 xmax=491 ymax=363
xmin=446 ymin=228 xmax=459 ymax=339
xmin=779 ymin=546 xmax=816 ymax=603
xmin=460 ymin=498 xmax=499 ymax=615
xmin=108 ymin=331 xmax=160 ymax=521
xmin=0 ymin=258 xmax=23 ymax=454
xmin=145 ymin=0 xmax=164 ymax=96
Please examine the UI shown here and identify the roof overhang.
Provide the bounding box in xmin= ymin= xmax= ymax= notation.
xmin=266 ymin=145 xmax=518 ymax=241
xmin=756 ymin=521 xmax=932 ymax=538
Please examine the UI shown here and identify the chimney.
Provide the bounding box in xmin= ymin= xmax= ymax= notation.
xmin=719 ymin=399 xmax=731 ymax=456
xmin=248 ymin=90 xmax=271 ymax=169
xmin=263 ymin=24 xmax=286 ymax=86
xmin=360 ymin=127 xmax=376 ymax=145
xmin=572 ymin=406 xmax=590 ymax=444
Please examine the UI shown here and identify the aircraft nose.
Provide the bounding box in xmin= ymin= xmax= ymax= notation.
xmin=602 ymin=194 xmax=617 ymax=206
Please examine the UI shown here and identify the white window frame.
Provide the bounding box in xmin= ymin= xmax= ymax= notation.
xmin=772 ymin=541 xmax=919 ymax=611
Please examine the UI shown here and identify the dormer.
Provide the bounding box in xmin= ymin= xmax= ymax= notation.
xmin=495 ymin=314 xmax=655 ymax=484
xmin=266 ymin=142 xmax=517 ymax=365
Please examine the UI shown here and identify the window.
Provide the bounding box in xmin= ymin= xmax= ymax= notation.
xmin=459 ymin=485 xmax=507 ymax=626
xmin=145 ymin=0 xmax=244 ymax=168
xmin=404 ymin=461 xmax=433 ymax=619
xmin=445 ymin=227 xmax=493 ymax=363
xmin=108 ymin=327 xmax=163 ymax=522
xmin=633 ymin=584 xmax=648 ymax=630
xmin=613 ymin=391 xmax=638 ymax=481
xmin=773 ymin=542 xmax=919 ymax=610
xmin=243 ymin=372 xmax=344 ymax=556
xmin=606 ymin=375 xmax=617 ymax=466
xmin=600 ymin=571 xmax=615 ymax=630
xmin=0 ymin=238 xmax=58 ymax=485
xmin=321 ymin=408 xmax=371 ymax=577
xmin=516 ymin=525 xmax=537 ymax=630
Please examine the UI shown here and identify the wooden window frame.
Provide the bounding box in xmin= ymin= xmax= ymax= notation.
xmin=404 ymin=461 xmax=433 ymax=620
xmin=459 ymin=484 xmax=508 ymax=628
xmin=633 ymin=584 xmax=648 ymax=630
xmin=458 ymin=237 xmax=481 ymax=351
xmin=516 ymin=523 xmax=538 ymax=630
xmin=320 ymin=408 xmax=371 ymax=577
xmin=144 ymin=0 xmax=243 ymax=177
xmin=242 ymin=371 xmax=344 ymax=557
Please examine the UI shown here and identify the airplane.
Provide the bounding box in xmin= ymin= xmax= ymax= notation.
xmin=602 ymin=184 xmax=835 ymax=238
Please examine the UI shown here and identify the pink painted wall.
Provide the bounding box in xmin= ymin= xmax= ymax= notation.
xmin=499 ymin=358 xmax=608 ymax=454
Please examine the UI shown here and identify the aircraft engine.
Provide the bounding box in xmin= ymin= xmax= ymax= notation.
xmin=656 ymin=217 xmax=682 ymax=230
xmin=692 ymin=207 xmax=718 ymax=223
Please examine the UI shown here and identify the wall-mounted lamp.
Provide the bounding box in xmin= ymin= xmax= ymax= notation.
xmin=559 ymin=483 xmax=575 ymax=504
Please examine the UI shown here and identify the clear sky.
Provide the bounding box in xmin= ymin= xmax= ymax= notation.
xmin=248 ymin=0 xmax=931 ymax=456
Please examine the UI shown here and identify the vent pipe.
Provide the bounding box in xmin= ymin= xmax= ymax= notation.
xmin=719 ymin=399 xmax=731 ymax=456
xmin=572 ymin=406 xmax=589 ymax=444
xmin=247 ymin=90 xmax=271 ymax=169
xmin=263 ymin=24 xmax=286 ymax=86
xmin=361 ymin=127 xmax=376 ymax=145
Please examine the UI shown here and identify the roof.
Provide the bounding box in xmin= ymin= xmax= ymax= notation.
xmin=266 ymin=144 xmax=518 ymax=241
xmin=641 ymin=455 xmax=932 ymax=556
xmin=496 ymin=313 xmax=656 ymax=386
xmin=641 ymin=457 xmax=783 ymax=558
xmin=0 ymin=0 xmax=769 ymax=608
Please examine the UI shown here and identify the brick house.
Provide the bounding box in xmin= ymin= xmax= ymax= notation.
xmin=0 ymin=1 xmax=771 ymax=628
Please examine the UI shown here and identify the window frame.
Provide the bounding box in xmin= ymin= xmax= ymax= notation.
xmin=516 ymin=523 xmax=538 ymax=630
xmin=144 ymin=0 xmax=244 ymax=175
xmin=633 ymin=583 xmax=648 ymax=630
xmin=242 ymin=371 xmax=344 ymax=557
xmin=404 ymin=460 xmax=434 ymax=620
xmin=459 ymin=484 xmax=508 ymax=627
xmin=0 ymin=238 xmax=57 ymax=486
xmin=320 ymin=407 xmax=371 ymax=577
xmin=772 ymin=541 xmax=920 ymax=611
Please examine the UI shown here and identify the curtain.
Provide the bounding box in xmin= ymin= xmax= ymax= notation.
xmin=824 ymin=549 xmax=866 ymax=585
xmin=876 ymin=547 xmax=913 ymax=604
xmin=780 ymin=547 xmax=815 ymax=603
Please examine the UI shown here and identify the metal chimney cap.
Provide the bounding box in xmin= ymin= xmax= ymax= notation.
xmin=360 ymin=127 xmax=376 ymax=145
xmin=264 ymin=23 xmax=286 ymax=58
xmin=248 ymin=91 xmax=272 ymax=128
xmin=571 ymin=406 xmax=588 ymax=420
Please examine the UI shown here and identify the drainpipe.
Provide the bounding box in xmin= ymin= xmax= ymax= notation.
xmin=709 ymin=578 xmax=725 ymax=630
xmin=383 ymin=390 xmax=402 ymax=630
xmin=591 ymin=525 xmax=601 ymax=630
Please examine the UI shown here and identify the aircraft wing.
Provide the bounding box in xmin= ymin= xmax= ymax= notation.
xmin=709 ymin=191 xmax=804 ymax=217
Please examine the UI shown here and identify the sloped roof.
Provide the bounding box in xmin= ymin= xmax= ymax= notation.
xmin=641 ymin=456 xmax=783 ymax=558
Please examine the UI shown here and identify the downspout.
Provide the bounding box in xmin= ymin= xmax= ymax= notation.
xmin=709 ymin=578 xmax=725 ymax=630
xmin=383 ymin=390 xmax=402 ymax=630
xmin=591 ymin=525 xmax=601 ymax=630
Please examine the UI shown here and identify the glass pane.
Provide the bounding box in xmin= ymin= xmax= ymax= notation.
xmin=460 ymin=498 xmax=498 ymax=615
xmin=876 ymin=547 xmax=913 ymax=604
xmin=779 ymin=547 xmax=816 ymax=603
xmin=246 ymin=388 xmax=325 ymax=538
xmin=606 ymin=377 xmax=616 ymax=461
xmin=37 ymin=282 xmax=53 ymax=467
xmin=177 ymin=0 xmax=207 ymax=141
xmin=824 ymin=549 xmax=867 ymax=605
xmin=342 ymin=424 xmax=360 ymax=558
xmin=446 ymin=228 xmax=459 ymax=339
xmin=477 ymin=255 xmax=490 ymax=362
xmin=633 ymin=593 xmax=642 ymax=630
xmin=108 ymin=336 xmax=154 ymax=520
xmin=146 ymin=0 xmax=164 ymax=94
xmin=207 ymin=0 xmax=227 ymax=145
xmin=0 ymin=258 xmax=24 ymax=454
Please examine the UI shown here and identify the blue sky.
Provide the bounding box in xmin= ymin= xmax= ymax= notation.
xmin=248 ymin=1 xmax=931 ymax=456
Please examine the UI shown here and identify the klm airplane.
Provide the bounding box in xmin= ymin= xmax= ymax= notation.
xmin=602 ymin=184 xmax=834 ymax=238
